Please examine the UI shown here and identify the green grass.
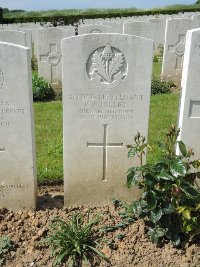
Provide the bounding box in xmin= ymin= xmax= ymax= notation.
xmin=34 ymin=93 xmax=180 ymax=182
xmin=153 ymin=61 xmax=162 ymax=77
xmin=147 ymin=93 xmax=180 ymax=164
xmin=34 ymin=101 xmax=63 ymax=181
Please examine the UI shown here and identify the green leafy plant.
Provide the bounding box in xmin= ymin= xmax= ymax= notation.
xmin=126 ymin=125 xmax=200 ymax=246
xmin=151 ymin=75 xmax=174 ymax=95
xmin=46 ymin=210 xmax=108 ymax=267
xmin=0 ymin=236 xmax=12 ymax=266
xmin=32 ymin=75 xmax=54 ymax=101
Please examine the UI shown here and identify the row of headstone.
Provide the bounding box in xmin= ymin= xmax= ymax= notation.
xmin=0 ymin=32 xmax=154 ymax=210
xmin=1 ymin=26 xmax=200 ymax=211
xmin=2 ymin=14 xmax=200 ymax=88
xmin=0 ymin=20 xmax=200 ymax=211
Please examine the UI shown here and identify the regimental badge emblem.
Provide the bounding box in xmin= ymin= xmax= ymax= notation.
xmin=87 ymin=43 xmax=128 ymax=90
xmin=0 ymin=68 xmax=4 ymax=90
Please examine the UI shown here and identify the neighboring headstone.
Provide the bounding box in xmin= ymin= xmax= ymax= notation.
xmin=177 ymin=28 xmax=200 ymax=169
xmin=18 ymin=28 xmax=32 ymax=54
xmin=148 ymin=18 xmax=166 ymax=52
xmin=123 ymin=21 xmax=156 ymax=41
xmin=62 ymin=33 xmax=153 ymax=206
xmin=0 ymin=30 xmax=26 ymax=47
xmin=0 ymin=7 xmax=3 ymax=24
xmin=161 ymin=18 xmax=192 ymax=84
xmin=0 ymin=42 xmax=36 ymax=211
xmin=102 ymin=22 xmax=124 ymax=33
xmin=192 ymin=14 xmax=200 ymax=28
xmin=78 ymin=24 xmax=114 ymax=34
xmin=36 ymin=27 xmax=74 ymax=93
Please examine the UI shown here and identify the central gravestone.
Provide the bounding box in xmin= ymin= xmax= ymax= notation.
xmin=62 ymin=34 xmax=153 ymax=206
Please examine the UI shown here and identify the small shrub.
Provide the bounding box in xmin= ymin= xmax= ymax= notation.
xmin=46 ymin=210 xmax=108 ymax=267
xmin=32 ymin=75 xmax=54 ymax=101
xmin=0 ymin=236 xmax=12 ymax=266
xmin=151 ymin=75 xmax=174 ymax=95
xmin=126 ymin=125 xmax=200 ymax=246
xmin=153 ymin=55 xmax=159 ymax=62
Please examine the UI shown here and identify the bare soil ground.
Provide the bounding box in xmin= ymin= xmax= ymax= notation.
xmin=1 ymin=184 xmax=200 ymax=267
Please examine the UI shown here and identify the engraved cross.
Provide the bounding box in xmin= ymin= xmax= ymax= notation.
xmin=87 ymin=124 xmax=123 ymax=181
xmin=168 ymin=34 xmax=185 ymax=70
xmin=40 ymin=44 xmax=61 ymax=84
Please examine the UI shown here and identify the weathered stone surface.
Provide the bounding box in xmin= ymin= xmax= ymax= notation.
xmin=148 ymin=18 xmax=166 ymax=51
xmin=0 ymin=30 xmax=26 ymax=46
xmin=62 ymin=34 xmax=153 ymax=206
xmin=36 ymin=27 xmax=74 ymax=93
xmin=78 ymin=24 xmax=115 ymax=34
xmin=161 ymin=18 xmax=192 ymax=84
xmin=102 ymin=22 xmax=124 ymax=33
xmin=177 ymin=28 xmax=200 ymax=170
xmin=17 ymin=28 xmax=32 ymax=54
xmin=123 ymin=21 xmax=156 ymax=41
xmin=0 ymin=42 xmax=36 ymax=210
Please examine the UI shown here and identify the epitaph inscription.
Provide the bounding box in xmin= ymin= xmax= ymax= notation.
xmin=87 ymin=44 xmax=127 ymax=90
xmin=0 ymin=183 xmax=29 ymax=198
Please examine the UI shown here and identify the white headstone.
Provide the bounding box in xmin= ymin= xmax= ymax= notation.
xmin=177 ymin=28 xmax=200 ymax=167
xmin=18 ymin=28 xmax=32 ymax=54
xmin=62 ymin=33 xmax=153 ymax=206
xmin=0 ymin=42 xmax=36 ymax=211
xmin=0 ymin=30 xmax=26 ymax=47
xmin=148 ymin=18 xmax=166 ymax=51
xmin=78 ymin=24 xmax=115 ymax=34
xmin=102 ymin=22 xmax=124 ymax=33
xmin=0 ymin=27 xmax=32 ymax=53
xmin=36 ymin=27 xmax=74 ymax=92
xmin=123 ymin=21 xmax=156 ymax=41
xmin=161 ymin=18 xmax=192 ymax=84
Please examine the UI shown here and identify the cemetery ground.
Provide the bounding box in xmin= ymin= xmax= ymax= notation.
xmin=1 ymin=62 xmax=200 ymax=266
